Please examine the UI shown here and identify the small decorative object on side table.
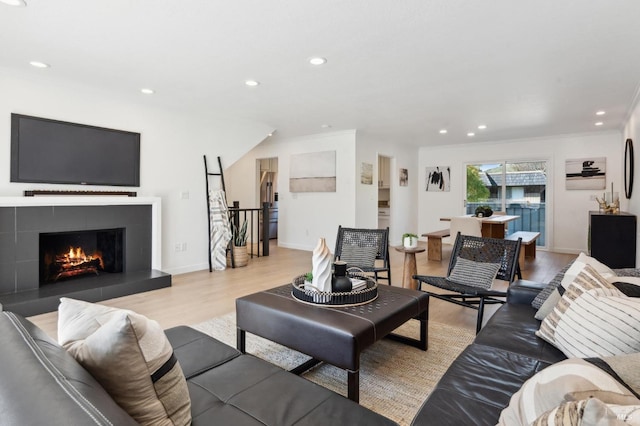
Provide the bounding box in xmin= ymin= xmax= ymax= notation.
xmin=402 ymin=233 xmax=419 ymax=248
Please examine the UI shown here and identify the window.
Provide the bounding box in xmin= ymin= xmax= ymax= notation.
xmin=465 ymin=161 xmax=547 ymax=246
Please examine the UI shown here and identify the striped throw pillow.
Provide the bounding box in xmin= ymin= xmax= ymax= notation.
xmin=531 ymin=261 xmax=573 ymax=309
xmin=532 ymin=253 xmax=617 ymax=310
xmin=536 ymin=264 xmax=640 ymax=358
xmin=447 ymin=257 xmax=501 ymax=289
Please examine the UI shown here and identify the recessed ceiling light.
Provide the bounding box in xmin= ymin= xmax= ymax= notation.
xmin=477 ymin=125 xmax=487 ymax=130
xmin=309 ymin=57 xmax=327 ymax=66
xmin=29 ymin=61 xmax=49 ymax=68
xmin=467 ymin=132 xmax=475 ymax=137
xmin=0 ymin=0 xmax=27 ymax=6
xmin=596 ymin=110 xmax=606 ymax=116
xmin=439 ymin=129 xmax=447 ymax=134
xmin=595 ymin=122 xmax=604 ymax=126
xmin=140 ymin=88 xmax=154 ymax=94
xmin=321 ymin=124 xmax=332 ymax=129
xmin=245 ymin=80 xmax=260 ymax=87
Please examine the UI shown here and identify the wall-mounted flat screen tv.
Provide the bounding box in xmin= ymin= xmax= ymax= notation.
xmin=10 ymin=113 xmax=140 ymax=187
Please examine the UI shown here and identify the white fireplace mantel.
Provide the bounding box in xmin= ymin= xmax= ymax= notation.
xmin=0 ymin=196 xmax=162 ymax=269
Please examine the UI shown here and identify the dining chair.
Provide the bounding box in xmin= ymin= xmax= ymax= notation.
xmin=413 ymin=233 xmax=522 ymax=334
xmin=442 ymin=216 xmax=482 ymax=245
xmin=334 ymin=226 xmax=391 ymax=285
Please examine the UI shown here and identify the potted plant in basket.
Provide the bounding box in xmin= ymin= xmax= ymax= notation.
xmin=402 ymin=232 xmax=419 ymax=249
xmin=231 ymin=220 xmax=249 ymax=267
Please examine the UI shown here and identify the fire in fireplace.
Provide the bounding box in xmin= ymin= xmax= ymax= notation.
xmin=39 ymin=228 xmax=125 ymax=285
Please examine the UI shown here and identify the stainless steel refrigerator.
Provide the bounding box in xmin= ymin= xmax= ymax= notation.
xmin=260 ymin=171 xmax=278 ymax=239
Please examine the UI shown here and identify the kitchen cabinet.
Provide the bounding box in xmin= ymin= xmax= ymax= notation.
xmin=589 ymin=211 xmax=636 ymax=268
xmin=378 ymin=207 xmax=390 ymax=230
xmin=378 ymin=156 xmax=390 ymax=188
xmin=259 ymin=158 xmax=278 ymax=172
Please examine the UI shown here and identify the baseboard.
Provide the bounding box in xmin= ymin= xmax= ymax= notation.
xmin=165 ymin=262 xmax=210 ymax=275
xmin=548 ymin=248 xmax=584 ymax=255
xmin=278 ymin=242 xmax=314 ymax=251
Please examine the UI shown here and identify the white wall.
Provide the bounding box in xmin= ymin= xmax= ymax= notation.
xmin=225 ymin=130 xmax=420 ymax=253
xmin=418 ymin=132 xmax=623 ymax=254
xmin=0 ymin=68 xmax=273 ymax=274
xmin=225 ymin=130 xmax=357 ymax=252
xmin=355 ymin=134 xmax=419 ymax=245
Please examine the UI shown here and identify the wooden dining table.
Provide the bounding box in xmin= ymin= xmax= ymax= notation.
xmin=440 ymin=214 xmax=520 ymax=238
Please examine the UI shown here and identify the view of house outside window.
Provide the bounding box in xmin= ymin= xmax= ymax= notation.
xmin=466 ymin=161 xmax=547 ymax=246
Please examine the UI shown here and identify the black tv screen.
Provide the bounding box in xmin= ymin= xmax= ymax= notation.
xmin=10 ymin=114 xmax=140 ymax=187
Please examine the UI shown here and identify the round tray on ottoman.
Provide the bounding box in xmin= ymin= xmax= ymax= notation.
xmin=291 ymin=273 xmax=378 ymax=306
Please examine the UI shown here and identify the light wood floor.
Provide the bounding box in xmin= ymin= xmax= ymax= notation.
xmin=28 ymin=241 xmax=576 ymax=340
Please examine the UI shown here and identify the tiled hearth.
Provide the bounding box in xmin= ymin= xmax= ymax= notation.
xmin=0 ymin=197 xmax=170 ymax=316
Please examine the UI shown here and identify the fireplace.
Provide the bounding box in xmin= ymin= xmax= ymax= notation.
xmin=0 ymin=198 xmax=171 ymax=317
xmin=39 ymin=228 xmax=125 ymax=285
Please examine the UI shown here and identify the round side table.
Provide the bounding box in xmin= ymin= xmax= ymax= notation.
xmin=394 ymin=246 xmax=426 ymax=290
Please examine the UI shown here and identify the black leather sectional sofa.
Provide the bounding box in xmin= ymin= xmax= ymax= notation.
xmin=0 ymin=311 xmax=396 ymax=425
xmin=0 ymin=279 xmax=576 ymax=425
xmin=411 ymin=280 xmax=565 ymax=425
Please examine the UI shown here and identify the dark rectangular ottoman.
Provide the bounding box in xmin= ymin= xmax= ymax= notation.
xmin=236 ymin=284 xmax=430 ymax=402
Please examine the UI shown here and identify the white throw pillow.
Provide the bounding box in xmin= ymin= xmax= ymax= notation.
xmin=531 ymin=398 xmax=633 ymax=426
xmin=534 ymin=253 xmax=617 ymax=320
xmin=497 ymin=357 xmax=640 ymax=425
xmin=560 ymin=252 xmax=616 ymax=289
xmin=58 ymin=298 xmax=191 ymax=426
xmin=533 ymin=288 xmax=562 ymax=320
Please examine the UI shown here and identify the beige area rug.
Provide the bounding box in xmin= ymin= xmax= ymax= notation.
xmin=192 ymin=312 xmax=474 ymax=425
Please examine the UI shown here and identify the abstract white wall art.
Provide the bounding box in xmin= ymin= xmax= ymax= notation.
xmin=290 ymin=150 xmax=336 ymax=192
xmin=566 ymin=157 xmax=606 ymax=190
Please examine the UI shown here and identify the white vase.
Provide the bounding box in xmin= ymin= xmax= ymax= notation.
xmin=403 ymin=236 xmax=418 ymax=249
xmin=311 ymin=238 xmax=332 ymax=293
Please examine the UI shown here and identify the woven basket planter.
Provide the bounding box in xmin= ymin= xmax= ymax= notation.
xmin=231 ymin=245 xmax=248 ymax=267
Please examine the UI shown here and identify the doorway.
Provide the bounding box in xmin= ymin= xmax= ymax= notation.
xmin=377 ymin=155 xmax=391 ymax=230
xmin=258 ymin=157 xmax=278 ymax=240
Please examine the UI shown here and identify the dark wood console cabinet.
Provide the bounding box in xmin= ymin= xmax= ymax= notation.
xmin=589 ymin=211 xmax=637 ymax=268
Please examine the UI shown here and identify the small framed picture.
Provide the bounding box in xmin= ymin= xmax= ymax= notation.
xmin=399 ymin=168 xmax=408 ymax=186
xmin=361 ymin=162 xmax=373 ymax=185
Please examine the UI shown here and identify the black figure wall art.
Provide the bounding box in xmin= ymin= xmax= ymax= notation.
xmin=426 ymin=166 xmax=450 ymax=191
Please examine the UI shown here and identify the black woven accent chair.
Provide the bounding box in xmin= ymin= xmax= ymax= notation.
xmin=413 ymin=233 xmax=521 ymax=334
xmin=334 ymin=226 xmax=391 ymax=285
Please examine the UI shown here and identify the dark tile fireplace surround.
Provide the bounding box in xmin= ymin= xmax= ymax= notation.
xmin=0 ymin=203 xmax=171 ymax=316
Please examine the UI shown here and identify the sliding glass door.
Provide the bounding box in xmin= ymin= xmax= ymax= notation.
xmin=465 ymin=161 xmax=547 ymax=246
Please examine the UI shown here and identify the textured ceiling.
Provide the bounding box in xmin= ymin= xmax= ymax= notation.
xmin=1 ymin=0 xmax=640 ymax=145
